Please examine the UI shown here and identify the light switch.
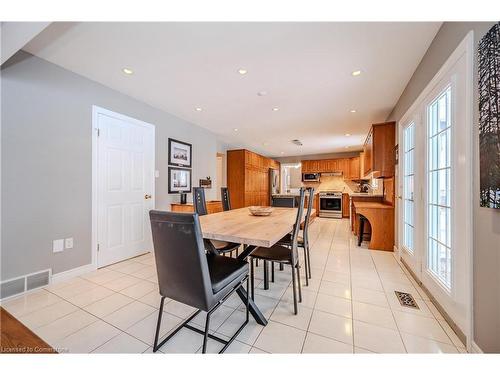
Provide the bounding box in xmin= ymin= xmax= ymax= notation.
xmin=155 ymin=170 xmax=160 ymax=178
xmin=65 ymin=238 xmax=74 ymax=249
xmin=53 ymin=239 xmax=64 ymax=253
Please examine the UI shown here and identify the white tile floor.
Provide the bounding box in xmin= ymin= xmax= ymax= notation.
xmin=1 ymin=218 xmax=467 ymax=354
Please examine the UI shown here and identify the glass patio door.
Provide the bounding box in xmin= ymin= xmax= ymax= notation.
xmin=420 ymin=50 xmax=470 ymax=336
xmin=400 ymin=120 xmax=421 ymax=276
xmin=398 ymin=33 xmax=472 ymax=343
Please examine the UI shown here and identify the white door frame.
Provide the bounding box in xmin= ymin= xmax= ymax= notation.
xmin=91 ymin=105 xmax=156 ymax=269
xmin=397 ymin=31 xmax=474 ymax=350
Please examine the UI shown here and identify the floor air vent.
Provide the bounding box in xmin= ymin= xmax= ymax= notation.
xmin=0 ymin=269 xmax=51 ymax=301
xmin=394 ymin=291 xmax=419 ymax=309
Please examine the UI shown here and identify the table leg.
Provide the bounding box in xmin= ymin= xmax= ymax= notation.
xmin=235 ymin=245 xmax=268 ymax=326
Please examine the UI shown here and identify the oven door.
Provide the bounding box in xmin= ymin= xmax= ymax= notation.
xmin=319 ymin=196 xmax=342 ymax=218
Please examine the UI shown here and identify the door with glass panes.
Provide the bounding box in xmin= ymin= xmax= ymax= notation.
xmin=398 ymin=38 xmax=471 ymax=338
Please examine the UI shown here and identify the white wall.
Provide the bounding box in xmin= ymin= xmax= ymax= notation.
xmin=1 ymin=51 xmax=233 ymax=280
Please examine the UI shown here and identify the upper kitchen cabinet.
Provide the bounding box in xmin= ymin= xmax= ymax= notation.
xmin=227 ymin=149 xmax=280 ymax=208
xmin=362 ymin=121 xmax=395 ymax=178
xmin=301 ymin=158 xmax=350 ymax=174
xmin=347 ymin=156 xmax=361 ymax=180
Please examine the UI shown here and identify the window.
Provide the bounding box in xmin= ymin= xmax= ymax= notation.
xmin=427 ymin=86 xmax=452 ymax=289
xmin=403 ymin=122 xmax=415 ymax=254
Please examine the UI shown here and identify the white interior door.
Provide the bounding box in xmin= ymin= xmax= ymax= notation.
xmin=94 ymin=107 xmax=155 ymax=268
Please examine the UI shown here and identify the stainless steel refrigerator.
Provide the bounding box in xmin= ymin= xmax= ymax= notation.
xmin=269 ymin=168 xmax=279 ymax=204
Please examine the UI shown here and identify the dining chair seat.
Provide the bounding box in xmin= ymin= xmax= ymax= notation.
xmin=207 ymin=254 xmax=249 ymax=293
xmin=276 ymin=232 xmax=304 ymax=245
xmin=251 ymin=244 xmax=298 ymax=263
xmin=211 ymin=240 xmax=241 ymax=253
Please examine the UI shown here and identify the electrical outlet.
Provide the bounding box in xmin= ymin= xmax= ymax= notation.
xmin=53 ymin=239 xmax=64 ymax=253
xmin=65 ymin=237 xmax=74 ymax=249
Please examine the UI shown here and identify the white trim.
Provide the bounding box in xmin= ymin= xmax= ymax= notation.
xmin=471 ymin=341 xmax=483 ymax=354
xmin=50 ymin=263 xmax=96 ymax=284
xmin=397 ymin=31 xmax=474 ymax=352
xmin=91 ymin=105 xmax=156 ymax=269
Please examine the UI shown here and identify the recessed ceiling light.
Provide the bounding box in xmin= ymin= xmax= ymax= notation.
xmin=257 ymin=91 xmax=268 ymax=96
xmin=233 ymin=128 xmax=239 ymax=132
xmin=345 ymin=133 xmax=351 ymax=137
xmin=122 ymin=68 xmax=133 ymax=75
xmin=272 ymin=107 xmax=279 ymax=112
xmin=351 ymin=70 xmax=362 ymax=76
xmin=195 ymin=107 xmax=202 ymax=112
xmin=350 ymin=109 xmax=357 ymax=113
xmin=280 ymin=151 xmax=285 ymax=155
xmin=238 ymin=68 xmax=248 ymax=75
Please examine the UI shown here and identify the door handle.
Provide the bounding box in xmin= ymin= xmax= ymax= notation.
xmin=145 ymin=194 xmax=152 ymax=200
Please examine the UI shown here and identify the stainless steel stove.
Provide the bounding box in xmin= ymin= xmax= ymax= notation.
xmin=318 ymin=190 xmax=343 ymax=218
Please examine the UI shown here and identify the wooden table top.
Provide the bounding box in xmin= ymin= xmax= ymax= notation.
xmin=199 ymin=207 xmax=314 ymax=248
xmin=353 ymin=202 xmax=394 ymax=210
xmin=0 ymin=307 xmax=56 ymax=354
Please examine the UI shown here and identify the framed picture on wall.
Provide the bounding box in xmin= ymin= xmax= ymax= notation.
xmin=168 ymin=138 xmax=192 ymax=168
xmin=168 ymin=167 xmax=192 ymax=194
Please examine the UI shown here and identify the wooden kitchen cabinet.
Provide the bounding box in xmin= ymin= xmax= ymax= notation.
xmin=342 ymin=193 xmax=350 ymax=218
xmin=301 ymin=158 xmax=350 ymax=175
xmin=227 ymin=149 xmax=280 ymax=209
xmin=362 ymin=121 xmax=395 ymax=178
xmin=347 ymin=156 xmax=360 ymax=180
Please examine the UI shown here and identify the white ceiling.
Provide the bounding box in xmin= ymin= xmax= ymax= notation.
xmin=23 ymin=22 xmax=441 ymax=157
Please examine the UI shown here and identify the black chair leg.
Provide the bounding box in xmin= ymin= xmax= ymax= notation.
xmin=271 ymin=262 xmax=275 ymax=283
xmin=296 ymin=264 xmax=302 ymax=303
xmin=263 ymin=260 xmax=269 ymax=290
xmin=302 ymin=247 xmax=309 ymax=286
xmin=256 ymin=259 xmax=259 ymax=267
xmin=358 ymin=217 xmax=365 ymax=247
xmin=202 ymin=311 xmax=211 ymax=353
xmin=291 ymin=262 xmax=298 ymax=315
xmin=279 ymin=263 xmax=284 ymax=271
xmin=250 ymin=258 xmax=255 ymax=300
xmin=306 ymin=241 xmax=312 ymax=278
xmin=153 ymin=296 xmax=166 ymax=352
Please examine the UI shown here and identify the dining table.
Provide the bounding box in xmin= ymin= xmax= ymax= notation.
xmin=199 ymin=206 xmax=314 ymax=326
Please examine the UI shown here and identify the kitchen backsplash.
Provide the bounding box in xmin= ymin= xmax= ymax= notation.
xmin=303 ymin=175 xmax=384 ymax=195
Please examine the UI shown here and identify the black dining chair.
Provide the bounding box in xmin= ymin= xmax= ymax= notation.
xmin=149 ymin=210 xmax=249 ymax=354
xmin=249 ymin=188 xmax=306 ymax=314
xmin=277 ymin=187 xmax=315 ymax=284
xmin=193 ymin=187 xmax=240 ymax=256
xmin=221 ymin=187 xmax=231 ymax=212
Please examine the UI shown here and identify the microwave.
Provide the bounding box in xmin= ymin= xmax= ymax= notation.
xmin=302 ymin=173 xmax=320 ymax=182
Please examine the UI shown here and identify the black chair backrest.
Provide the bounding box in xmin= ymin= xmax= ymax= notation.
xmin=291 ymin=188 xmax=306 ymax=253
xmin=303 ymin=187 xmax=315 ymax=239
xmin=221 ymin=187 xmax=231 ymax=211
xmin=149 ymin=210 xmax=213 ymax=311
xmin=193 ymin=187 xmax=208 ymax=216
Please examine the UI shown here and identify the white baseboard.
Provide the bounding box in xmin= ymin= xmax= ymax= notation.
xmin=51 ymin=263 xmax=96 ymax=284
xmin=471 ymin=341 xmax=484 ymax=354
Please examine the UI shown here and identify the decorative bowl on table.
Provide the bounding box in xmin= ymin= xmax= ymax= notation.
xmin=248 ymin=206 xmax=274 ymax=216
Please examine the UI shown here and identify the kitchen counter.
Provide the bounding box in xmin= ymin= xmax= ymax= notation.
xmin=272 ymin=192 xmax=319 ymax=197
xmin=352 ymin=201 xmax=394 ymax=251
xmin=349 ymin=193 xmax=384 ymax=197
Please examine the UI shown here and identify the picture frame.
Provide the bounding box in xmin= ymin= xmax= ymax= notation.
xmin=168 ymin=167 xmax=192 ymax=194
xmin=168 ymin=138 xmax=192 ymax=168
